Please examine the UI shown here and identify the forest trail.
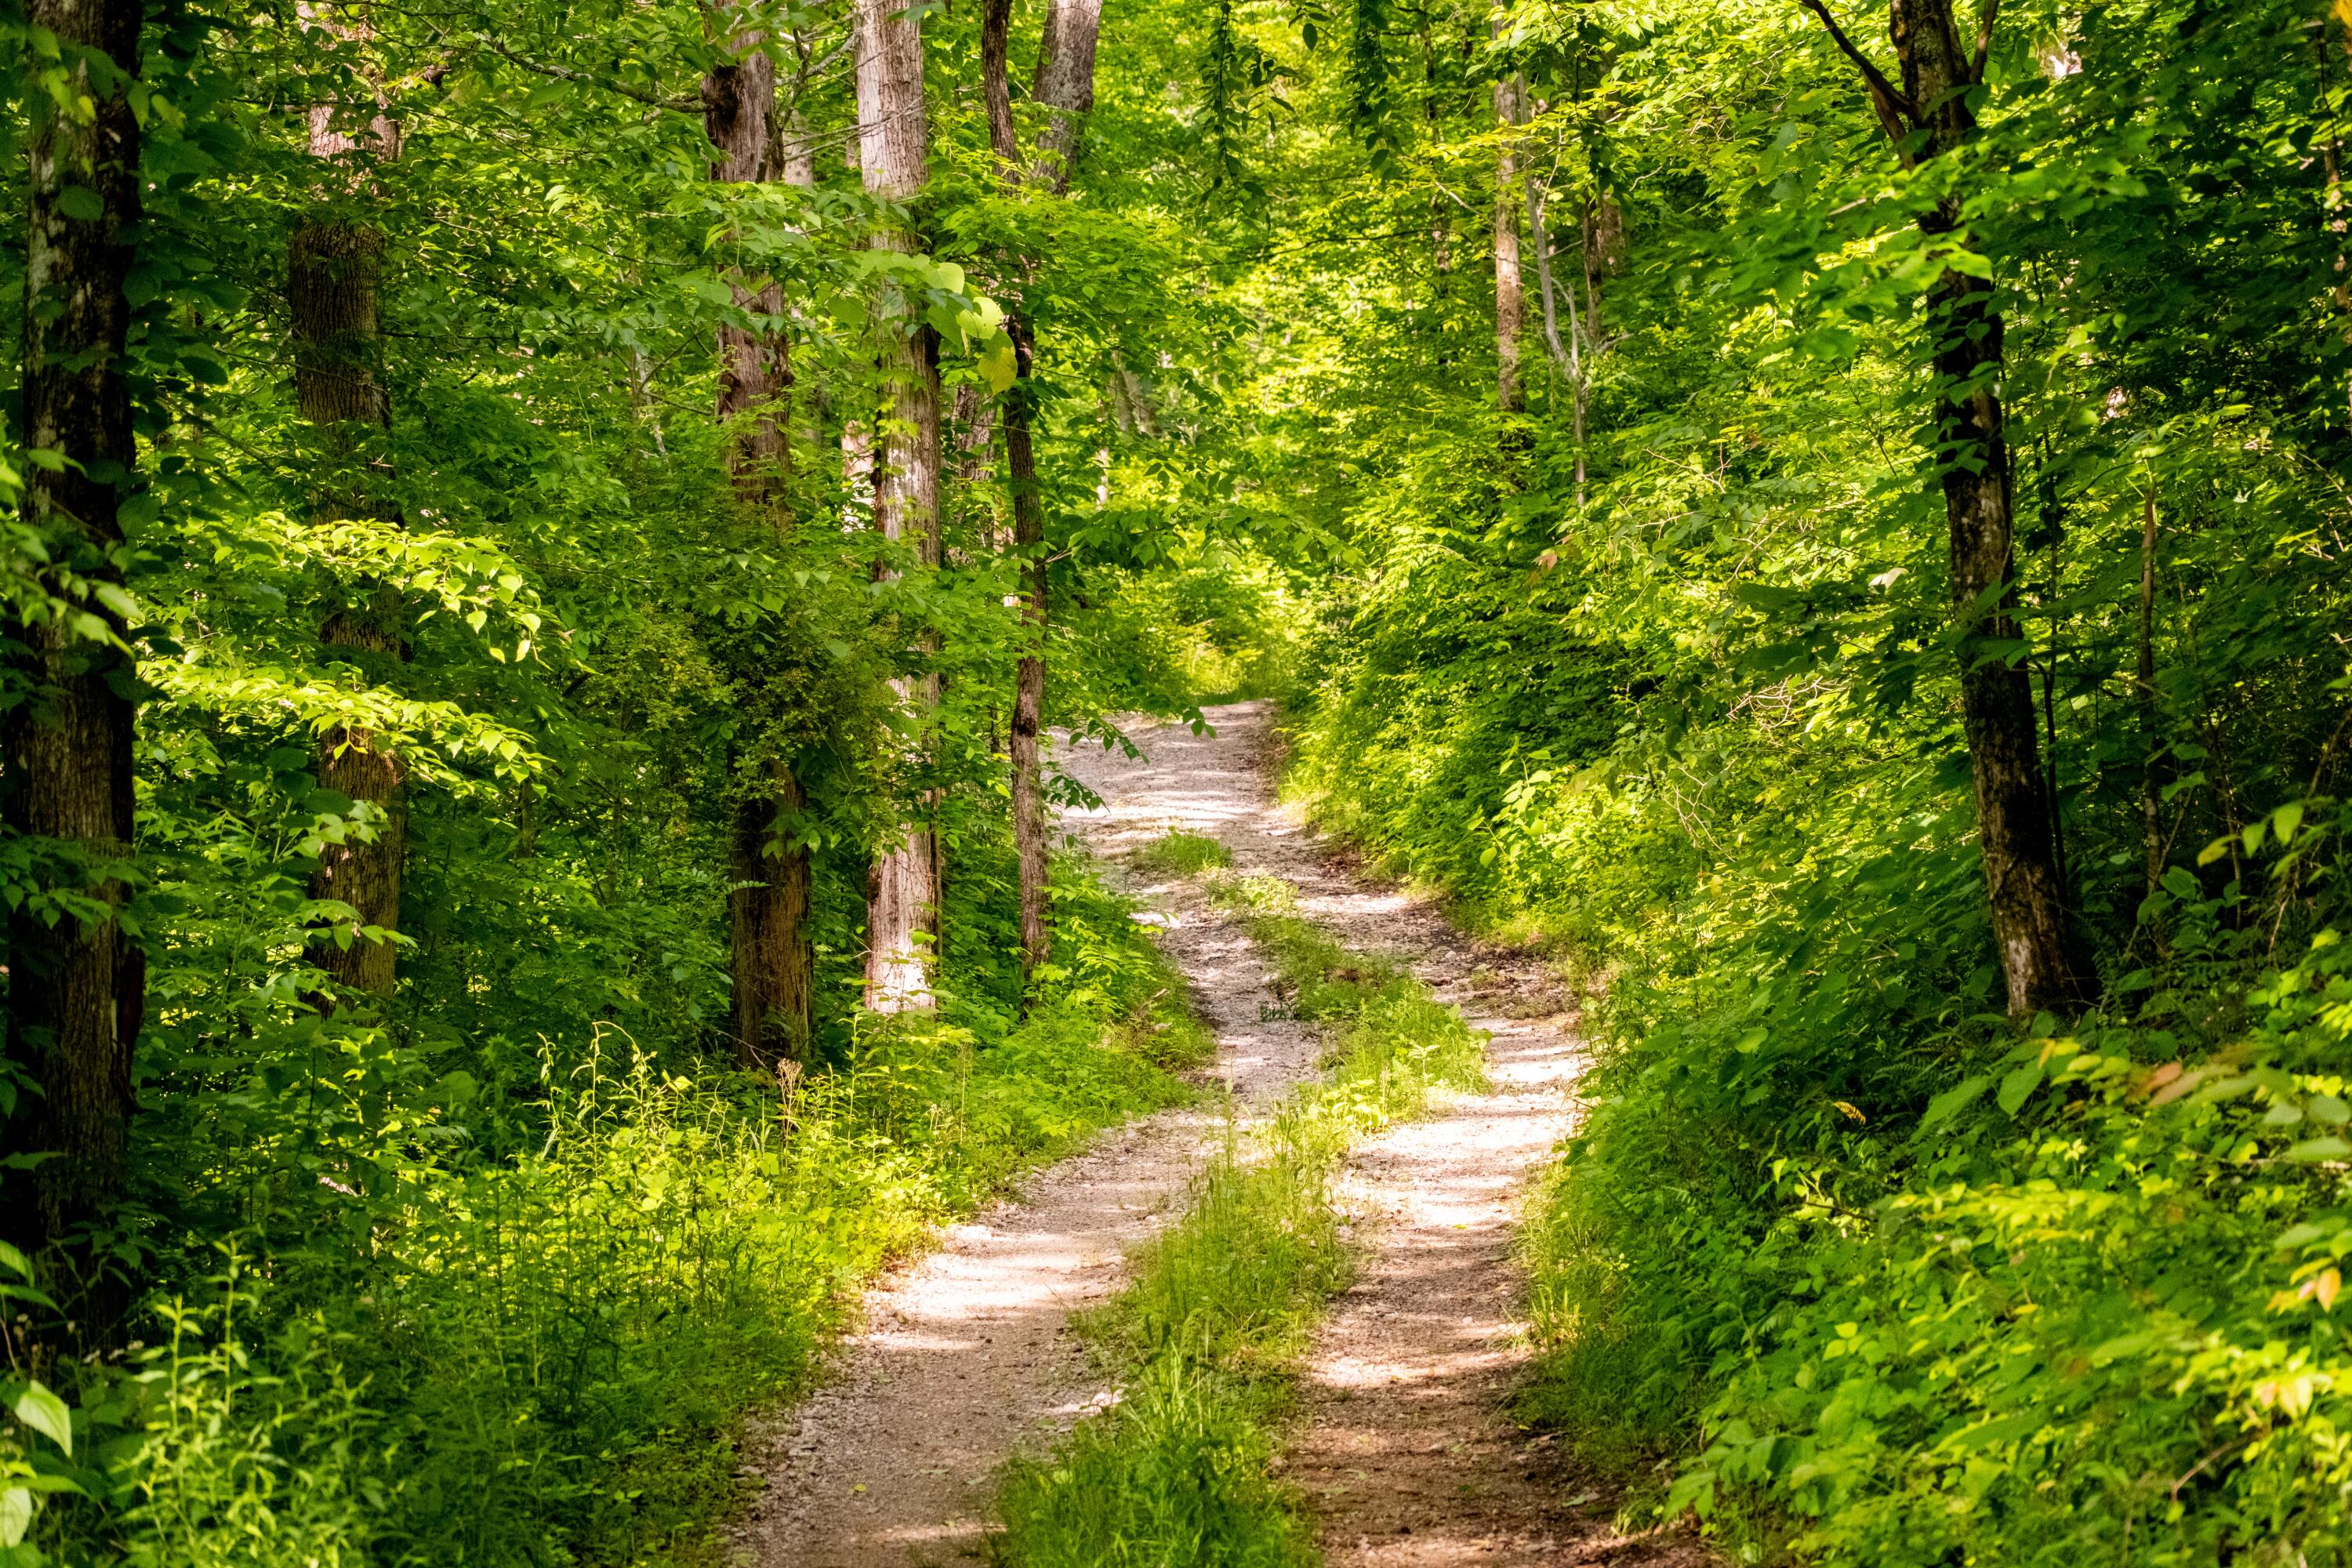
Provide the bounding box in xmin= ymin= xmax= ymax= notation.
xmin=731 ymin=702 xmax=1329 ymax=1566
xmin=735 ymin=700 xmax=1682 ymax=1566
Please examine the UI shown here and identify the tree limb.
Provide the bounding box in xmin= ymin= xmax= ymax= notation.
xmin=1795 ymin=0 xmax=1918 ymax=140
xmin=1971 ymin=0 xmax=2001 ymax=84
xmin=479 ymin=39 xmax=702 ymax=114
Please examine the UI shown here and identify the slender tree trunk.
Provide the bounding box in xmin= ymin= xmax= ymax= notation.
xmin=857 ymin=0 xmax=943 ymax=1012
xmin=1004 ymin=320 xmax=1051 ymax=988
xmin=707 ymin=26 xmax=814 ymax=1063
xmin=982 ymin=0 xmax=1101 ymax=992
xmin=1526 ymin=178 xmax=1585 ymax=504
xmin=1491 ymin=64 xmax=1525 ymax=415
xmin=3 ymin=0 xmax=147 ymax=1306
xmin=1886 ymin=0 xmax=2098 ymax=1014
xmin=295 ymin=14 xmax=405 ymax=1001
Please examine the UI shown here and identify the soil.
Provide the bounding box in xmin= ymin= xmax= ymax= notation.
xmin=731 ymin=700 xmax=1698 ymax=1566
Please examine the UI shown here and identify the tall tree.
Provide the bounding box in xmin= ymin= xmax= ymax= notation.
xmin=1798 ymin=0 xmax=2099 ymax=1015
xmin=1491 ymin=56 xmax=1525 ymax=414
xmin=707 ymin=24 xmax=815 ymax=1063
xmin=857 ymin=0 xmax=944 ymax=1011
xmin=293 ymin=5 xmax=406 ymax=1000
xmin=982 ymin=0 xmax=1102 ymax=991
xmin=3 ymin=0 xmax=148 ymax=1298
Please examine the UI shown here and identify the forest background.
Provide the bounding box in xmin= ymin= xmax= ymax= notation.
xmin=2 ymin=0 xmax=2351 ymax=1565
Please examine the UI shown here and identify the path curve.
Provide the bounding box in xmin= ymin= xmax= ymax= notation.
xmin=731 ymin=704 xmax=1321 ymax=1566
xmin=735 ymin=701 xmax=1691 ymax=1566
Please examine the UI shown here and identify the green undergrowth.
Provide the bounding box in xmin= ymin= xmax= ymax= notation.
xmin=13 ymin=866 xmax=1198 ymax=1568
xmin=1289 ymin=636 xmax=2352 ymax=1565
xmin=992 ymin=852 xmax=1485 ymax=1567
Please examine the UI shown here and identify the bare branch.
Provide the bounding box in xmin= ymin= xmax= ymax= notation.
xmin=1795 ymin=0 xmax=1919 ymax=143
xmin=479 ymin=39 xmax=703 ymax=114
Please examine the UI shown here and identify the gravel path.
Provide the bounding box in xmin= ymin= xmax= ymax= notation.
xmin=731 ymin=704 xmax=1321 ymax=1567
xmin=734 ymin=700 xmax=1693 ymax=1566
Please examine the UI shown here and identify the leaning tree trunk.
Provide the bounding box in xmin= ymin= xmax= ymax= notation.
xmin=857 ymin=0 xmax=945 ymax=1012
xmin=3 ymin=0 xmax=147 ymax=1307
xmin=708 ymin=26 xmax=815 ymax=1064
xmin=1491 ymin=65 xmax=1525 ymax=415
xmin=1800 ymin=0 xmax=2098 ymax=1014
xmin=295 ymin=20 xmax=406 ymax=1003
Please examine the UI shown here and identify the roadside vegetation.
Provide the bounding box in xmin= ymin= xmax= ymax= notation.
xmin=7 ymin=868 xmax=1199 ymax=1567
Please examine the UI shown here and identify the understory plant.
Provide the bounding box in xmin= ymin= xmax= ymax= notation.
xmin=7 ymin=866 xmax=1196 ymax=1568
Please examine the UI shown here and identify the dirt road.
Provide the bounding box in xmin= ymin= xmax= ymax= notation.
xmin=734 ymin=702 xmax=1678 ymax=1566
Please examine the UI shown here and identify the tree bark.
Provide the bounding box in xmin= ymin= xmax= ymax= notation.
xmin=1882 ymin=0 xmax=2098 ymax=1014
xmin=3 ymin=0 xmax=147 ymax=1303
xmin=2138 ymin=485 xmax=2163 ymax=900
xmin=1031 ymin=0 xmax=1102 ymax=185
xmin=857 ymin=0 xmax=943 ymax=1012
xmin=706 ymin=41 xmax=789 ymax=501
xmin=1491 ymin=65 xmax=1525 ymax=415
xmin=707 ymin=25 xmax=815 ymax=1062
xmin=1004 ymin=320 xmax=1051 ymax=989
xmin=983 ymin=0 xmax=1100 ymax=992
xmin=295 ymin=12 xmax=406 ymax=1002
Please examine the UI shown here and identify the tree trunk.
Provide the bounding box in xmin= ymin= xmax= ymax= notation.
xmin=1886 ymin=0 xmax=2098 ymax=1015
xmin=295 ymin=20 xmax=406 ymax=1003
xmin=1491 ymin=66 xmax=1524 ymax=415
xmin=1032 ymin=0 xmax=1102 ymax=184
xmin=1005 ymin=320 xmax=1051 ymax=989
xmin=707 ymin=38 xmax=789 ymax=503
xmin=731 ymin=762 xmax=815 ymax=1065
xmin=983 ymin=0 xmax=1101 ymax=993
xmin=857 ymin=0 xmax=943 ymax=1012
xmin=2138 ymin=485 xmax=2163 ymax=899
xmin=707 ymin=24 xmax=815 ymax=1062
xmin=3 ymin=0 xmax=147 ymax=1305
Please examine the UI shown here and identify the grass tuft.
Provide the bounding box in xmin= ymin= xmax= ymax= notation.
xmin=1133 ymin=829 xmax=1235 ymax=877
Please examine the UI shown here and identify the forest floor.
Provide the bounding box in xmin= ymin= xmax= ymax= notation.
xmin=731 ymin=701 xmax=1697 ymax=1566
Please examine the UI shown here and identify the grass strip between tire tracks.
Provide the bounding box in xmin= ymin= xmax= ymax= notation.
xmin=992 ymin=848 xmax=1490 ymax=1566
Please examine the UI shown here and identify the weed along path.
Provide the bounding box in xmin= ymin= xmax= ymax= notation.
xmin=736 ymin=699 xmax=1685 ymax=1566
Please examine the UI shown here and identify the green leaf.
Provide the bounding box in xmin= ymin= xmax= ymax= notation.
xmin=1944 ymin=1412 xmax=2042 ymax=1451
xmin=0 ymin=1484 xmax=30 ymax=1549
xmin=978 ymin=341 xmax=1017 ymax=395
xmin=56 ymin=186 xmax=103 ymax=222
xmin=1920 ymin=1073 xmax=1991 ymax=1131
xmin=2274 ymin=801 xmax=2306 ymax=844
xmin=2287 ymin=1137 xmax=2352 ymax=1163
xmin=1997 ymin=1058 xmax=2044 ymax=1116
xmin=10 ymin=1381 xmax=70 ymax=1456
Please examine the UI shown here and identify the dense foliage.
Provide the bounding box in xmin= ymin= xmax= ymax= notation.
xmin=1254 ymin=0 xmax=2352 ymax=1562
xmin=0 ymin=0 xmax=1264 ymax=1559
xmin=6 ymin=0 xmax=2352 ymax=1561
